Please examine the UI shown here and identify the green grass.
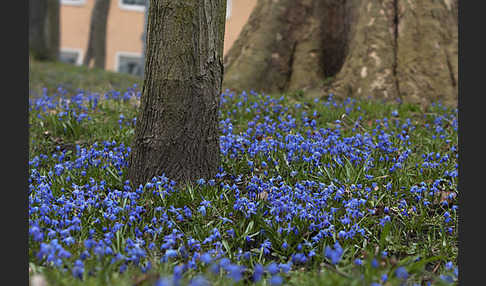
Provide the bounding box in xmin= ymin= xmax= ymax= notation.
xmin=29 ymin=61 xmax=458 ymax=286
xmin=29 ymin=57 xmax=142 ymax=96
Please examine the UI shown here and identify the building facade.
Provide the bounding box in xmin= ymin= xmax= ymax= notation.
xmin=59 ymin=0 xmax=256 ymax=76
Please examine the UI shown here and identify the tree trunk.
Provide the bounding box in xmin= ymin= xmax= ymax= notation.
xmin=223 ymin=0 xmax=330 ymax=93
xmin=29 ymin=0 xmax=60 ymax=61
xmin=141 ymin=0 xmax=150 ymax=78
xmin=127 ymin=0 xmax=227 ymax=187
xmin=223 ymin=0 xmax=458 ymax=107
xmin=84 ymin=0 xmax=111 ymax=69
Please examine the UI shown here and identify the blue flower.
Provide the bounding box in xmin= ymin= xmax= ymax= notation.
xmin=188 ymin=275 xmax=209 ymax=286
xmin=173 ymin=264 xmax=185 ymax=283
xmin=440 ymin=274 xmax=454 ymax=283
xmin=270 ymin=275 xmax=283 ymax=286
xmin=261 ymin=239 xmax=272 ymax=255
xmin=253 ymin=264 xmax=264 ymax=282
xmin=324 ymin=242 xmax=343 ymax=265
xmin=395 ymin=266 xmax=409 ymax=280
xmin=279 ymin=262 xmax=292 ymax=273
xmin=71 ymin=259 xmax=84 ymax=279
xmin=198 ymin=206 xmax=206 ymax=217
xmin=281 ymin=241 xmax=288 ymax=249
xmin=155 ymin=277 xmax=172 ymax=286
xmin=200 ymin=253 xmax=212 ymax=264
xmin=381 ymin=273 xmax=388 ymax=282
xmin=266 ymin=263 xmax=279 ymax=275
xmin=226 ymin=264 xmax=243 ymax=282
xmin=210 ymin=262 xmax=220 ymax=274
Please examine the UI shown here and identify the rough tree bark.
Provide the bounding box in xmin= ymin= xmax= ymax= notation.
xmin=29 ymin=0 xmax=60 ymax=61
xmin=127 ymin=0 xmax=227 ymax=187
xmin=223 ymin=0 xmax=458 ymax=107
xmin=84 ymin=0 xmax=111 ymax=69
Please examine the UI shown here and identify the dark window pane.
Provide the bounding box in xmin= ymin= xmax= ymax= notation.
xmin=118 ymin=55 xmax=143 ymax=76
xmin=122 ymin=0 xmax=145 ymax=6
xmin=59 ymin=51 xmax=79 ymax=65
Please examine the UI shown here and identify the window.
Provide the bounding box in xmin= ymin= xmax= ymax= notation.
xmin=119 ymin=0 xmax=146 ymax=11
xmin=60 ymin=0 xmax=86 ymax=6
xmin=116 ymin=53 xmax=143 ymax=77
xmin=226 ymin=0 xmax=232 ymax=20
xmin=59 ymin=49 xmax=83 ymax=65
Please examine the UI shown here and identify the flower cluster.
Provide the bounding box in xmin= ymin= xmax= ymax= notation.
xmin=29 ymin=87 xmax=458 ymax=284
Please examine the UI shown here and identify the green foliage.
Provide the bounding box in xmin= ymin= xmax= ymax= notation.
xmin=29 ymin=58 xmax=142 ymax=96
xmin=29 ymin=65 xmax=457 ymax=286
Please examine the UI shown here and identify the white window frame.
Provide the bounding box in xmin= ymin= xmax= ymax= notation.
xmin=226 ymin=0 xmax=232 ymax=20
xmin=59 ymin=48 xmax=83 ymax=66
xmin=115 ymin=51 xmax=144 ymax=76
xmin=60 ymin=0 xmax=86 ymax=6
xmin=119 ymin=0 xmax=146 ymax=12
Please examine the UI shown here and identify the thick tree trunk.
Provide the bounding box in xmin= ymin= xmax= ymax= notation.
xmin=223 ymin=0 xmax=330 ymax=93
xmin=328 ymin=0 xmax=458 ymax=106
xmin=223 ymin=0 xmax=458 ymax=106
xmin=84 ymin=0 xmax=111 ymax=69
xmin=29 ymin=0 xmax=60 ymax=61
xmin=127 ymin=0 xmax=227 ymax=187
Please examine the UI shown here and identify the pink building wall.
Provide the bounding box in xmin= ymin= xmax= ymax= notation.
xmin=59 ymin=0 xmax=257 ymax=72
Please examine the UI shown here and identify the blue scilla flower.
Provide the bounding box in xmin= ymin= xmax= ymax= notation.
xmin=226 ymin=264 xmax=244 ymax=282
xmin=261 ymin=239 xmax=272 ymax=255
xmin=253 ymin=264 xmax=264 ymax=282
xmin=324 ymin=247 xmax=340 ymax=265
xmin=188 ymin=275 xmax=209 ymax=286
xmin=395 ymin=266 xmax=409 ymax=280
xmin=210 ymin=262 xmax=220 ymax=274
xmin=155 ymin=277 xmax=172 ymax=286
xmin=381 ymin=273 xmax=388 ymax=282
xmin=279 ymin=262 xmax=292 ymax=273
xmin=71 ymin=259 xmax=84 ymax=279
xmin=200 ymin=252 xmax=212 ymax=264
xmin=198 ymin=205 xmax=206 ymax=217
xmin=440 ymin=275 xmax=454 ymax=283
xmin=266 ymin=263 xmax=279 ymax=275
xmin=165 ymin=249 xmax=178 ymax=259
xmin=173 ymin=264 xmax=185 ymax=284
xmin=444 ymin=211 xmax=451 ymax=223
xmin=270 ymin=275 xmax=283 ymax=286
xmin=282 ymin=241 xmax=288 ymax=249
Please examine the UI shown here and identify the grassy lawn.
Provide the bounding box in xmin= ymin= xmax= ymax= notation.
xmin=29 ymin=61 xmax=458 ymax=286
xmin=29 ymin=57 xmax=142 ymax=96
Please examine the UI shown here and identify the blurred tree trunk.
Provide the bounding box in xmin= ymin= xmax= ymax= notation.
xmin=29 ymin=0 xmax=60 ymax=61
xmin=84 ymin=0 xmax=111 ymax=69
xmin=223 ymin=0 xmax=458 ymax=107
xmin=127 ymin=0 xmax=227 ymax=186
xmin=141 ymin=0 xmax=150 ymax=78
